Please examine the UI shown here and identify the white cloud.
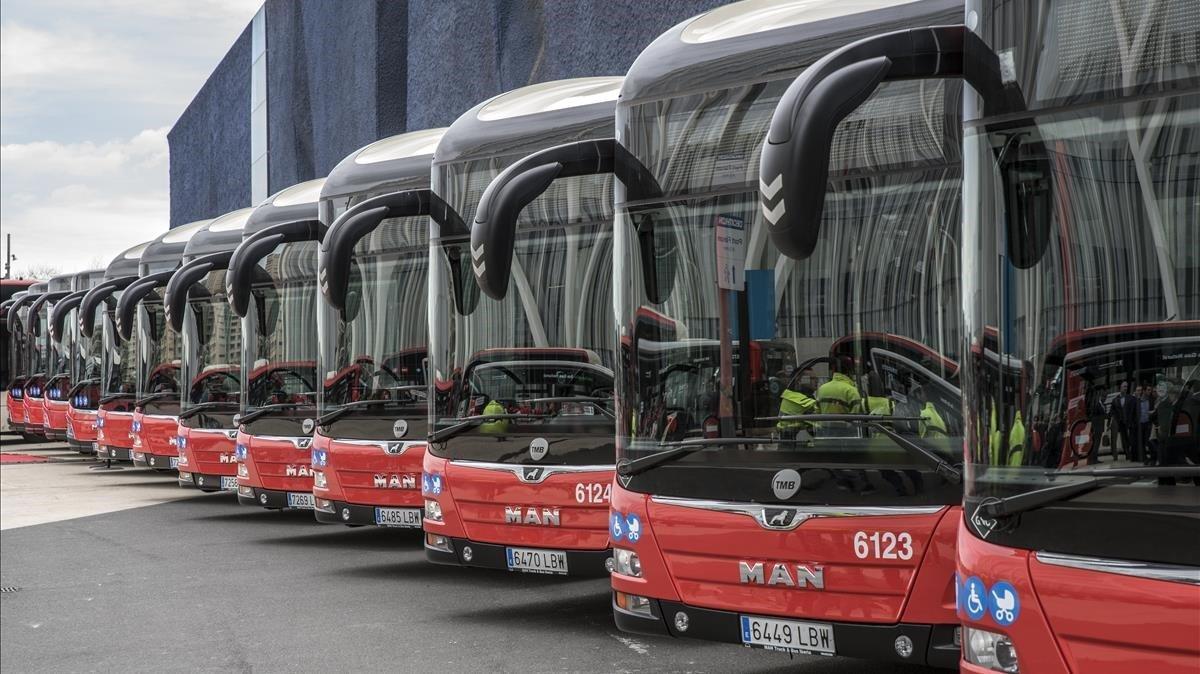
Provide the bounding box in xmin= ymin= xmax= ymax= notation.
xmin=1 ymin=128 xmax=170 ymax=275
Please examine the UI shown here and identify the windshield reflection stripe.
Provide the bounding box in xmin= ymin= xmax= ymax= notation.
xmin=449 ymin=460 xmax=612 ymax=474
xmin=1035 ymin=551 xmax=1200 ymax=585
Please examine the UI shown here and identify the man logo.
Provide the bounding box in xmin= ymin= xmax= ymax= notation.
xmin=739 ymin=561 xmax=824 ymax=589
xmin=374 ymin=473 xmax=417 ymax=489
xmin=521 ymin=467 xmax=546 ymax=483
xmin=296 ymin=438 xmax=312 ymax=449
xmin=771 ymin=468 xmax=802 ymax=500
xmin=393 ymin=419 xmax=409 ymax=438
xmin=219 ymin=454 xmax=237 ymax=464
xmin=384 ymin=442 xmax=407 ymax=455
xmin=301 ymin=418 xmax=315 ymax=434
xmin=285 ymin=464 xmax=313 ymax=477
xmin=758 ymin=508 xmax=807 ymax=531
xmin=504 ymin=506 xmax=560 ymax=526
xmin=529 ymin=437 xmax=549 ymax=461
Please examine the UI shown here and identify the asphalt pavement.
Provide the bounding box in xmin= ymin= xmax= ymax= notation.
xmin=1 ymin=442 xmax=942 ymax=673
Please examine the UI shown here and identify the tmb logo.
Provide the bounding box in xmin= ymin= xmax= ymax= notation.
xmin=373 ymin=473 xmax=417 ymax=489
xmin=504 ymin=506 xmax=561 ymax=526
xmin=738 ymin=561 xmax=825 ymax=589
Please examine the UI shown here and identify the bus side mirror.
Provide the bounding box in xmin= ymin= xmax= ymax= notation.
xmin=165 ymin=252 xmax=232 ymax=333
xmin=318 ymin=189 xmax=433 ymax=314
xmin=116 ymin=273 xmax=172 ymax=341
xmin=78 ymin=277 xmax=135 ymax=339
xmin=229 ymin=219 xmax=323 ymax=319
xmin=472 ymin=162 xmax=563 ymax=300
xmin=997 ymin=135 xmax=1054 ymax=269
xmin=49 ymin=291 xmax=86 ymax=343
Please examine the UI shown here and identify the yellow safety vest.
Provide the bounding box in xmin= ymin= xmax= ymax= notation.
xmin=816 ymin=373 xmax=862 ymax=415
xmin=919 ymin=401 xmax=947 ymax=438
xmin=777 ymin=388 xmax=817 ymax=431
xmin=480 ymin=399 xmax=509 ymax=435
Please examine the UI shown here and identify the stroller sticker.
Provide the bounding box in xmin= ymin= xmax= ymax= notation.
xmin=988 ymin=580 xmax=1020 ymax=626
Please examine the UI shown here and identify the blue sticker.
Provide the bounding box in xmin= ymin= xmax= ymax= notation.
xmin=625 ymin=514 xmax=642 ymax=543
xmin=987 ymin=581 xmax=1020 ymax=626
xmin=422 ymin=473 xmax=443 ymax=496
xmin=311 ymin=449 xmax=327 ymax=467
xmin=610 ymin=512 xmax=625 ymax=541
xmin=235 ymin=444 xmax=248 ymax=461
xmin=962 ymin=576 xmax=987 ymax=621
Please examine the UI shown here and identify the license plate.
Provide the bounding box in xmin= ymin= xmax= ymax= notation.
xmin=505 ymin=547 xmax=568 ymax=575
xmin=220 ymin=476 xmax=239 ymax=491
xmin=739 ymin=615 xmax=835 ymax=656
xmin=374 ymin=507 xmax=422 ymax=528
xmin=287 ymin=492 xmax=315 ymax=509
xmin=169 ymin=456 xmax=179 ymax=468
xmin=92 ymin=442 xmax=99 ymax=451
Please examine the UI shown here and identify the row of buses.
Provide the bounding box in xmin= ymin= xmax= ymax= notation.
xmin=3 ymin=1 xmax=1197 ymax=671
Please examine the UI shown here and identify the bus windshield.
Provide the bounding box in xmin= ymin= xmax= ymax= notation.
xmin=429 ymin=156 xmax=615 ymax=466
xmin=242 ymin=241 xmax=319 ymax=415
xmin=46 ymin=302 xmax=71 ymax=398
xmin=318 ymin=204 xmax=428 ymax=439
xmin=963 ymin=89 xmax=1200 ymax=561
xmin=180 ymin=269 xmax=241 ymax=426
xmin=102 ymin=308 xmax=137 ymax=399
xmin=136 ymin=292 xmax=182 ymax=410
xmin=614 ymin=78 xmax=963 ymax=505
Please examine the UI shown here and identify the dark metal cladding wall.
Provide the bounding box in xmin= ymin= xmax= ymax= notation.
xmin=170 ymin=0 xmax=729 ymax=224
xmin=168 ymin=24 xmax=252 ymax=227
xmin=266 ymin=0 xmax=409 ymax=193
xmin=404 ymin=0 xmax=727 ymax=130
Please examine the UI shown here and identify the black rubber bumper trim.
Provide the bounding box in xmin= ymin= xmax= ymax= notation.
xmin=424 ymin=535 xmax=611 ymax=576
xmin=68 ymin=438 xmax=95 ymax=454
xmin=623 ymin=599 xmax=959 ymax=669
xmin=142 ymin=453 xmax=178 ymax=471
xmin=313 ymin=499 xmax=423 ymax=526
xmin=188 ymin=472 xmax=234 ymax=492
xmin=45 ymin=429 xmax=67 ymax=441
xmin=239 ymin=486 xmax=312 ymax=510
xmin=97 ymin=445 xmax=132 ymax=461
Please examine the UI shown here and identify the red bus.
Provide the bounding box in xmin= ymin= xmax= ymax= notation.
xmin=226 ymin=179 xmax=326 ymax=510
xmin=423 ymin=77 xmax=623 ymax=576
xmin=4 ymin=283 xmax=42 ymax=439
xmin=765 ymin=1 xmax=1200 ymax=671
xmin=43 ymin=269 xmax=105 ymax=442
xmin=311 ymin=128 xmax=446 ymax=527
xmin=23 ymin=275 xmax=75 ymax=440
xmin=1 ymin=278 xmax=37 ymax=428
xmin=116 ymin=219 xmax=211 ymax=469
xmin=166 ymin=210 xmax=252 ymax=490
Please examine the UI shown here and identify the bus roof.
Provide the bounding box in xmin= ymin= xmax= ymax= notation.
xmin=141 ymin=219 xmax=211 ymax=275
xmin=620 ymin=0 xmax=958 ymax=105
xmin=322 ymin=128 xmax=447 ymax=203
xmin=433 ymin=77 xmax=623 ymax=166
xmin=244 ymin=178 xmax=326 ymax=238
xmin=104 ymin=241 xmax=150 ymax=279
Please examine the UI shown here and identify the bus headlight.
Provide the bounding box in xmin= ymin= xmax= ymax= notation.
xmin=613 ymin=548 xmax=642 ymax=577
xmin=237 ymin=463 xmax=249 ymax=478
xmin=964 ymin=627 xmax=1019 ymax=673
xmin=614 ymin=591 xmax=653 ymax=617
xmin=424 ymin=499 xmax=443 ymax=522
xmin=313 ymin=471 xmax=327 ymax=489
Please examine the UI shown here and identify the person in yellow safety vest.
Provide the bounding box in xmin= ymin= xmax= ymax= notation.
xmin=988 ymin=400 xmax=1002 ymax=464
xmin=866 ymin=371 xmax=893 ymax=416
xmin=1007 ymin=410 xmax=1026 ymax=466
xmin=817 ymin=357 xmax=863 ymax=414
xmin=777 ymin=383 xmax=817 ymax=435
xmin=919 ymin=401 xmax=948 ymax=438
xmin=479 ymin=398 xmax=509 ymax=436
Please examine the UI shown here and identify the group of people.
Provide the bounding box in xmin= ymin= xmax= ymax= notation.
xmin=1088 ymin=378 xmax=1199 ymax=470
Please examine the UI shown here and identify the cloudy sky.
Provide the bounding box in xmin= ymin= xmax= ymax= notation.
xmin=1 ymin=0 xmax=262 ymax=278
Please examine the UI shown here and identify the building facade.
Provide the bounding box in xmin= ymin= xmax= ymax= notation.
xmin=168 ymin=0 xmax=725 ymax=227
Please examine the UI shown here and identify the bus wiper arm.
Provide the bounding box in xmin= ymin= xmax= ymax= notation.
xmin=428 ymin=413 xmax=558 ymax=444
xmin=134 ymin=392 xmax=178 ymax=408
xmin=98 ymin=393 xmax=135 ymax=405
xmin=617 ymin=438 xmax=799 ymax=477
xmin=316 ymin=398 xmax=417 ymax=427
xmin=519 ymin=396 xmax=615 ymax=418
xmin=868 ymin=423 xmax=961 ymax=484
xmin=975 ymin=467 xmax=1200 ymax=519
xmin=237 ymin=402 xmax=309 ymax=425
xmin=177 ymin=401 xmax=235 ymax=420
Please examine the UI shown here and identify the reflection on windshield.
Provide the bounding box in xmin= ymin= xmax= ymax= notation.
xmin=613 ymin=79 xmax=963 ymax=504
xmin=102 ymin=309 xmax=137 ymax=397
xmin=181 ymin=270 xmax=240 ymax=416
xmin=137 ymin=298 xmax=182 ymax=400
xmin=429 ymin=155 xmax=615 ymax=464
xmin=319 ymin=211 xmax=428 ymax=413
xmin=965 ymin=93 xmax=1200 ymax=498
xmin=243 ymin=241 xmax=319 ymax=412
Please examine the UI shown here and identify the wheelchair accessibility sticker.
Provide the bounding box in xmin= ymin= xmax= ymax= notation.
xmin=988 ymin=580 xmax=1020 ymax=626
xmin=610 ymin=512 xmax=625 ymax=541
xmin=962 ymin=576 xmax=987 ymax=621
